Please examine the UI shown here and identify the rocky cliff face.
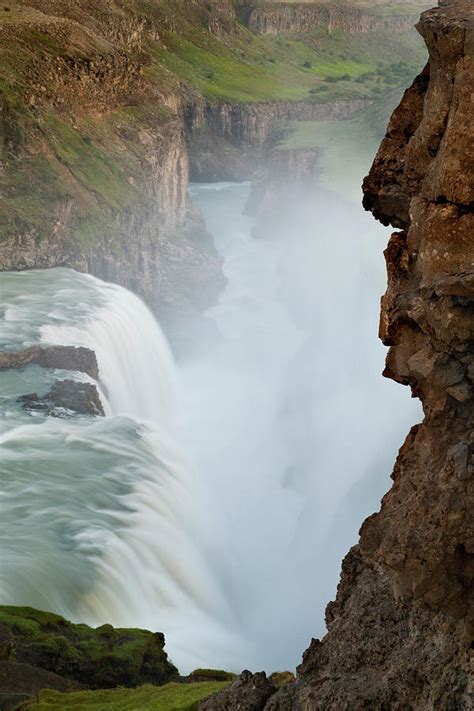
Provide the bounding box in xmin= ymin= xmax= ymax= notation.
xmin=0 ymin=0 xmax=426 ymax=342
xmin=198 ymin=1 xmax=474 ymax=708
xmin=186 ymin=99 xmax=366 ymax=181
xmin=244 ymin=3 xmax=424 ymax=36
xmin=0 ymin=2 xmax=227 ymax=341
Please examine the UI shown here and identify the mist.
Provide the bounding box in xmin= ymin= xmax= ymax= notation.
xmin=174 ymin=176 xmax=421 ymax=670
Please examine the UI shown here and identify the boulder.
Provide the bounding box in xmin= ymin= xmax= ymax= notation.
xmin=19 ymin=380 xmax=105 ymax=417
xmin=197 ymin=670 xmax=277 ymax=710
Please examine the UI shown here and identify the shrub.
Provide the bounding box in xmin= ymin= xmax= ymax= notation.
xmin=302 ymin=60 xmax=312 ymax=69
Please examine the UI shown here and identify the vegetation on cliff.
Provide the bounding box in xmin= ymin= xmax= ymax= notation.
xmin=0 ymin=0 xmax=427 ymax=258
xmin=0 ymin=606 xmax=178 ymax=689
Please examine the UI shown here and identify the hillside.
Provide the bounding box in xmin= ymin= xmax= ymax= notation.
xmin=0 ymin=1 xmax=427 ymax=310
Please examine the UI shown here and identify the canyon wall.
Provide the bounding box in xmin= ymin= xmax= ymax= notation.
xmin=185 ymin=99 xmax=365 ymax=181
xmin=199 ymin=1 xmax=474 ymax=708
xmin=0 ymin=2 xmax=229 ymax=340
xmin=0 ymin=0 xmax=425 ymax=343
xmin=244 ymin=3 xmax=424 ymax=36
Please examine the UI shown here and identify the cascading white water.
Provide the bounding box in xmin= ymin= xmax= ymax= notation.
xmin=0 ymin=181 xmax=420 ymax=675
xmin=0 ymin=269 xmax=247 ymax=671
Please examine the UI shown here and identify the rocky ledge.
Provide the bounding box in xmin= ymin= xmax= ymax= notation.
xmin=0 ymin=606 xmax=178 ymax=692
xmin=198 ymin=1 xmax=474 ymax=708
xmin=0 ymin=345 xmax=98 ymax=379
xmin=19 ymin=380 xmax=105 ymax=417
xmin=0 ymin=345 xmax=105 ymax=417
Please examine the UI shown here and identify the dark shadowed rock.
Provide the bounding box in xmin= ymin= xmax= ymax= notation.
xmin=0 ymin=345 xmax=99 ymax=379
xmin=0 ymin=660 xmax=83 ymax=695
xmin=0 ymin=692 xmax=33 ymax=711
xmin=20 ymin=379 xmax=105 ymax=417
xmin=197 ymin=670 xmax=277 ymax=710
xmin=0 ymin=626 xmax=14 ymax=661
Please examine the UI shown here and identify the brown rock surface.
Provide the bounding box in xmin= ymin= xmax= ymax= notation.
xmin=200 ymin=1 xmax=474 ymax=708
xmin=0 ymin=345 xmax=99 ymax=379
xmin=19 ymin=379 xmax=105 ymax=417
xmin=198 ymin=671 xmax=277 ymax=711
xmin=244 ymin=2 xmax=431 ymax=36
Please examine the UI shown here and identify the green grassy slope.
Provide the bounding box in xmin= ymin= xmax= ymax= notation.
xmin=24 ymin=682 xmax=229 ymax=710
xmin=0 ymin=0 xmax=426 ymax=251
xmin=152 ymin=22 xmax=426 ymax=103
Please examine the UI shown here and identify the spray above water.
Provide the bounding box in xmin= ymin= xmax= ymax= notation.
xmin=0 ymin=182 xmax=420 ymax=673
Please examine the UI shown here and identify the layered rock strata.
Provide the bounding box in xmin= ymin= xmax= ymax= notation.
xmin=198 ymin=1 xmax=474 ymax=708
xmin=244 ymin=3 xmax=427 ymax=36
xmin=186 ymin=100 xmax=367 ymax=181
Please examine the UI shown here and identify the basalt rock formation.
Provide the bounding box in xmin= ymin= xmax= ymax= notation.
xmin=243 ymin=1 xmax=431 ymax=36
xmin=0 ymin=345 xmax=99 ymax=379
xmin=186 ymin=99 xmax=367 ymax=182
xmin=198 ymin=1 xmax=474 ymax=708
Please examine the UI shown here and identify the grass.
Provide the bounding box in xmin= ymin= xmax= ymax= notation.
xmin=251 ymin=0 xmax=430 ymax=15
xmin=24 ymin=681 xmax=229 ymax=710
xmin=0 ymin=0 xmax=427 ymax=249
xmin=0 ymin=606 xmax=178 ymax=689
xmin=151 ymin=24 xmax=425 ymax=103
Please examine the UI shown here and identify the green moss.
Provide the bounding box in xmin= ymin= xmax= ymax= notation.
xmin=0 ymin=0 xmax=428 ymax=252
xmin=24 ymin=681 xmax=229 ymax=711
xmin=270 ymin=671 xmax=295 ymax=687
xmin=0 ymin=606 xmax=178 ymax=690
xmin=44 ymin=115 xmax=139 ymax=211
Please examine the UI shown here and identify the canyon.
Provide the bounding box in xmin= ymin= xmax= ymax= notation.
xmin=0 ymin=0 xmax=472 ymax=709
xmin=0 ymin=0 xmax=427 ymax=341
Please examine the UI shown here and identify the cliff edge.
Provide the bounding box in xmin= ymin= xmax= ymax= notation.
xmin=199 ymin=1 xmax=473 ymax=708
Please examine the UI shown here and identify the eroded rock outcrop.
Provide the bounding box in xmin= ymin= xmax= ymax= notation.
xmin=0 ymin=345 xmax=98 ymax=379
xmin=20 ymin=380 xmax=105 ymax=417
xmin=198 ymin=1 xmax=474 ymax=708
xmin=198 ymin=671 xmax=277 ymax=711
xmin=186 ymin=100 xmax=367 ymax=181
xmin=0 ymin=606 xmax=178 ymax=690
xmin=243 ymin=2 xmax=429 ymax=36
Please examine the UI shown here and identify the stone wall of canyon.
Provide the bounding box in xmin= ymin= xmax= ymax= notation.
xmin=244 ymin=3 xmax=423 ymax=36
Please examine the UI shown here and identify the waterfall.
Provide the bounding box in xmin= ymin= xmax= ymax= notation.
xmin=0 ymin=181 xmax=420 ymax=674
xmin=0 ymin=268 xmax=246 ymax=672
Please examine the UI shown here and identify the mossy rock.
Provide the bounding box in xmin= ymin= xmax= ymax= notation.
xmin=270 ymin=671 xmax=296 ymax=687
xmin=189 ymin=669 xmax=237 ymax=682
xmin=0 ymin=607 xmax=178 ymax=690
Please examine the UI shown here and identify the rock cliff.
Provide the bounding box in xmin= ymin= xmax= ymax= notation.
xmin=243 ymin=2 xmax=429 ymax=36
xmin=0 ymin=0 xmax=426 ymax=343
xmin=186 ymin=99 xmax=366 ymax=181
xmin=198 ymin=1 xmax=474 ymax=708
